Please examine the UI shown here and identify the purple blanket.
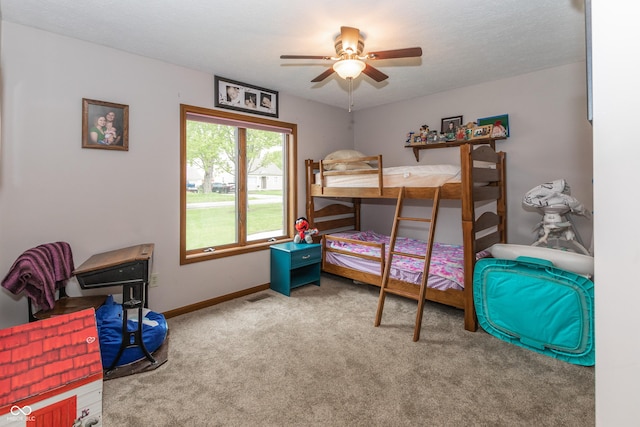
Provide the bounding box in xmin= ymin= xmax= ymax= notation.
xmin=1 ymin=242 xmax=75 ymax=311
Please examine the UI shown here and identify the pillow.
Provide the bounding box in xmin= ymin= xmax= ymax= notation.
xmin=323 ymin=149 xmax=372 ymax=171
xmin=330 ymin=162 xmax=374 ymax=171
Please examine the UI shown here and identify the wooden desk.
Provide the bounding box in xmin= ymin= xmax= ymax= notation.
xmin=74 ymin=243 xmax=153 ymax=274
xmin=74 ymin=243 xmax=156 ymax=371
xmin=74 ymin=243 xmax=154 ymax=307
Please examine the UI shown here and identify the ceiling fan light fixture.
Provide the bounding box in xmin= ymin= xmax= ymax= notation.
xmin=333 ymin=59 xmax=366 ymax=80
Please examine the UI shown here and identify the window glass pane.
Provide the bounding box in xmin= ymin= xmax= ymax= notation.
xmin=181 ymin=104 xmax=296 ymax=262
xmin=185 ymin=120 xmax=238 ymax=250
xmin=246 ymin=129 xmax=286 ymax=241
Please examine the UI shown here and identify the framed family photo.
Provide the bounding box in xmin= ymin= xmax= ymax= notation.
xmin=441 ymin=115 xmax=463 ymax=134
xmin=471 ymin=124 xmax=494 ymax=139
xmin=82 ymin=98 xmax=129 ymax=151
xmin=214 ymin=76 xmax=279 ymax=118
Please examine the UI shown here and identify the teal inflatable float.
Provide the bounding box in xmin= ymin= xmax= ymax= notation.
xmin=474 ymin=256 xmax=594 ymax=366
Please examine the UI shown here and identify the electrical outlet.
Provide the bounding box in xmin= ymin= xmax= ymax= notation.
xmin=150 ymin=273 xmax=159 ymax=288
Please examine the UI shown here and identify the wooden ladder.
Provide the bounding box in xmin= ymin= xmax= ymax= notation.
xmin=374 ymin=186 xmax=441 ymax=342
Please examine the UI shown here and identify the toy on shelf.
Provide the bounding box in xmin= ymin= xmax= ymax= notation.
xmin=491 ymin=120 xmax=507 ymax=138
xmin=419 ymin=125 xmax=429 ymax=142
xmin=463 ymin=122 xmax=476 ymax=141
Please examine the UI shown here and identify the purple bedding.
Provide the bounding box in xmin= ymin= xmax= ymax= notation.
xmin=325 ymin=230 xmax=489 ymax=291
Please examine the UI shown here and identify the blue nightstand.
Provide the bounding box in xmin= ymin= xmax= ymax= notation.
xmin=270 ymin=242 xmax=321 ymax=296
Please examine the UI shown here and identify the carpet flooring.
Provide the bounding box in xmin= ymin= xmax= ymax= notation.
xmin=102 ymin=273 xmax=594 ymax=426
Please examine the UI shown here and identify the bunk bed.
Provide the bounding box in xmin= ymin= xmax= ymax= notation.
xmin=304 ymin=142 xmax=507 ymax=332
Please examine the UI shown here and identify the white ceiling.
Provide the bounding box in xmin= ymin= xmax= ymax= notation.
xmin=0 ymin=0 xmax=587 ymax=111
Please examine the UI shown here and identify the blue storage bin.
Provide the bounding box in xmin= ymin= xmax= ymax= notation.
xmin=474 ymin=256 xmax=594 ymax=366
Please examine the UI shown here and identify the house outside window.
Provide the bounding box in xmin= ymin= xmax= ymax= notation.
xmin=180 ymin=104 xmax=297 ymax=264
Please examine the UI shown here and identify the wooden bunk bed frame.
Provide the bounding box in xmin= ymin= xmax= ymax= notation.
xmin=304 ymin=143 xmax=507 ymax=332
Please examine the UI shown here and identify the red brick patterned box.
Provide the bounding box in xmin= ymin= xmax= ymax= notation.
xmin=0 ymin=308 xmax=103 ymax=427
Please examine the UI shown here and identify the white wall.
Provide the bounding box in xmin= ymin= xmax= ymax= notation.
xmin=0 ymin=22 xmax=352 ymax=328
xmin=353 ymin=62 xmax=594 ymax=247
xmin=593 ymin=2 xmax=640 ymax=425
xmin=0 ymin=22 xmax=596 ymax=327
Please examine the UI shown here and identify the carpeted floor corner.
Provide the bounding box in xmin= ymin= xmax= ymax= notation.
xmin=102 ymin=274 xmax=594 ymax=426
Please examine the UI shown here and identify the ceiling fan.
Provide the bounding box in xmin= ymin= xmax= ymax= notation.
xmin=280 ymin=26 xmax=422 ymax=83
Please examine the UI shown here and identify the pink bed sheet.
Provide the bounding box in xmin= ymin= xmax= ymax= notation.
xmin=324 ymin=230 xmax=489 ymax=291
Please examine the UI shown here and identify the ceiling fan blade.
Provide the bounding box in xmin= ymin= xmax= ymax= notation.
xmin=280 ymin=55 xmax=332 ymax=60
xmin=362 ymin=64 xmax=389 ymax=82
xmin=311 ymin=67 xmax=335 ymax=82
xmin=367 ymin=47 xmax=423 ymax=60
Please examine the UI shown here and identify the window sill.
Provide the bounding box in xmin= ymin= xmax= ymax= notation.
xmin=181 ymin=238 xmax=292 ymax=265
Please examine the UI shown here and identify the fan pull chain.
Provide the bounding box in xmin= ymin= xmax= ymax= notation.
xmin=350 ymin=78 xmax=355 ymax=112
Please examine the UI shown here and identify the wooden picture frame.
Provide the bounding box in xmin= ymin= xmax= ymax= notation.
xmin=82 ymin=98 xmax=129 ymax=151
xmin=471 ymin=124 xmax=493 ymax=139
xmin=214 ymin=76 xmax=279 ymax=118
xmin=477 ymin=114 xmax=509 ymax=138
xmin=441 ymin=115 xmax=463 ymax=134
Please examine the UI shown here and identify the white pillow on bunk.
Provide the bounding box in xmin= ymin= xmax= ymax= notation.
xmin=331 ymin=162 xmax=374 ymax=171
xmin=323 ymin=149 xmax=373 ymax=171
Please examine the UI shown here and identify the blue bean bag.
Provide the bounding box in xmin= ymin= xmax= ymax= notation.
xmin=95 ymin=295 xmax=168 ymax=369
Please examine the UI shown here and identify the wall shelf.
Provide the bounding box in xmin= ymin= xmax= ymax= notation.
xmin=406 ymin=137 xmax=505 ymax=162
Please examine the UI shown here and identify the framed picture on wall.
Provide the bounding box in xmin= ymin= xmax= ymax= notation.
xmin=82 ymin=98 xmax=129 ymax=151
xmin=471 ymin=124 xmax=494 ymax=139
xmin=477 ymin=114 xmax=509 ymax=138
xmin=214 ymin=76 xmax=279 ymax=118
xmin=441 ymin=115 xmax=463 ymax=134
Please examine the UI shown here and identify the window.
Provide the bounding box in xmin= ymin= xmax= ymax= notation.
xmin=180 ymin=104 xmax=297 ymax=264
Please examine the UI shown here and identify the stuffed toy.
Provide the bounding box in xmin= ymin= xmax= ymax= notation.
xmin=294 ymin=217 xmax=318 ymax=243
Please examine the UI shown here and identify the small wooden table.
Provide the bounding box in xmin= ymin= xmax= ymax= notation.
xmin=32 ymin=295 xmax=108 ymax=320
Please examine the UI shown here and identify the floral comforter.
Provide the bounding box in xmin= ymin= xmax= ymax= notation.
xmin=326 ymin=230 xmax=489 ymax=288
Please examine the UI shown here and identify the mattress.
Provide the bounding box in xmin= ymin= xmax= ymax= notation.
xmin=316 ymin=164 xmax=461 ymax=188
xmin=325 ymin=230 xmax=488 ymax=291
xmin=474 ymin=257 xmax=595 ymax=366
